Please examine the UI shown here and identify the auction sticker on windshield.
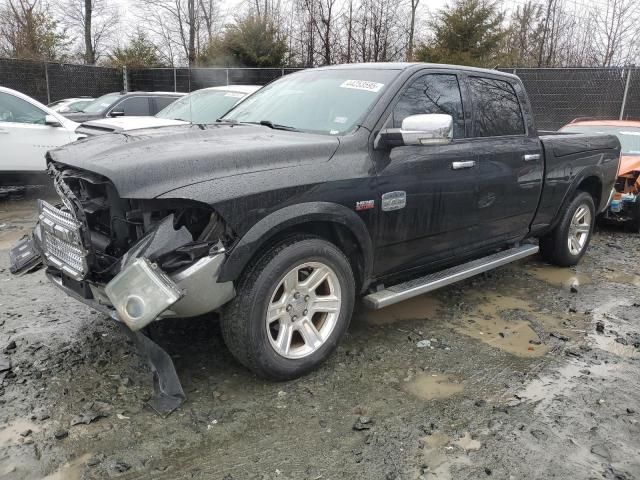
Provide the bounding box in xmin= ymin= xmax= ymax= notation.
xmin=340 ymin=80 xmax=384 ymax=92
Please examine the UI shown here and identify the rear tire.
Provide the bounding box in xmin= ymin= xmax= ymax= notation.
xmin=539 ymin=191 xmax=595 ymax=267
xmin=220 ymin=235 xmax=355 ymax=380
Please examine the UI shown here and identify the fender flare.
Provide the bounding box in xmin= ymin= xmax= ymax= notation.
xmin=547 ymin=166 xmax=606 ymax=233
xmin=218 ymin=202 xmax=374 ymax=290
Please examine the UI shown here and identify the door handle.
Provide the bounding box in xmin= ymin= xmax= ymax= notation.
xmin=451 ymin=160 xmax=476 ymax=170
xmin=0 ymin=128 xmax=8 ymax=134
xmin=524 ymin=153 xmax=541 ymax=162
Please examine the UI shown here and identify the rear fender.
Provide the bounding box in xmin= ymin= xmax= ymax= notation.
xmin=548 ymin=167 xmax=606 ymax=233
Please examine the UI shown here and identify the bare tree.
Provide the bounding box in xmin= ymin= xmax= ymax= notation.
xmin=137 ymin=0 xmax=215 ymax=66
xmin=593 ymin=0 xmax=639 ymax=67
xmin=0 ymin=0 xmax=68 ymax=60
xmin=57 ymin=0 xmax=119 ymax=64
xmin=406 ymin=0 xmax=419 ymax=61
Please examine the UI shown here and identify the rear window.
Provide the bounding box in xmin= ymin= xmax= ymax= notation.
xmin=469 ymin=77 xmax=525 ymax=137
xmin=154 ymin=96 xmax=180 ymax=113
xmin=83 ymin=93 xmax=122 ymax=113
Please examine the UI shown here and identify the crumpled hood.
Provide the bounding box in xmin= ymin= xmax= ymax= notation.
xmin=47 ymin=124 xmax=340 ymax=199
xmin=618 ymin=154 xmax=640 ymax=176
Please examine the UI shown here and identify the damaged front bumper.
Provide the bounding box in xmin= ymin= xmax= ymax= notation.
xmin=12 ymin=204 xmax=236 ymax=331
xmin=10 ymin=198 xmax=236 ymax=416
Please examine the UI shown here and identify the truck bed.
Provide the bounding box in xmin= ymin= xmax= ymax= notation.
xmin=532 ymin=133 xmax=621 ymax=230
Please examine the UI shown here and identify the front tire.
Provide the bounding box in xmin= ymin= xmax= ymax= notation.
xmin=220 ymin=235 xmax=355 ymax=380
xmin=539 ymin=191 xmax=595 ymax=267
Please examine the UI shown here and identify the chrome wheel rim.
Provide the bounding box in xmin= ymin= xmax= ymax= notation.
xmin=266 ymin=262 xmax=342 ymax=359
xmin=568 ymin=204 xmax=591 ymax=255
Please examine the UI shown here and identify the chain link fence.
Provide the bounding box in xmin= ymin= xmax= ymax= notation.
xmin=1 ymin=58 xmax=639 ymax=130
xmin=0 ymin=58 xmax=123 ymax=105
xmin=501 ymin=67 xmax=640 ymax=130
xmin=126 ymin=67 xmax=304 ymax=92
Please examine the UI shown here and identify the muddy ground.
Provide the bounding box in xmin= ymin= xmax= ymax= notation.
xmin=1 ymin=187 xmax=639 ymax=480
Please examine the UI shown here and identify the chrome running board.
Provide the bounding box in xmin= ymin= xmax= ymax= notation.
xmin=363 ymin=244 xmax=539 ymax=309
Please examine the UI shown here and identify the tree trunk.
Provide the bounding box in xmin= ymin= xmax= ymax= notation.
xmin=84 ymin=0 xmax=94 ymax=64
xmin=406 ymin=0 xmax=419 ymax=61
xmin=188 ymin=0 xmax=196 ymax=66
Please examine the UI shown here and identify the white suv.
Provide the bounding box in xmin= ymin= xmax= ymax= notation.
xmin=0 ymin=86 xmax=80 ymax=185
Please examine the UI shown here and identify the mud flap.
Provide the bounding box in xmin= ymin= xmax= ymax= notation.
xmin=120 ymin=325 xmax=186 ymax=417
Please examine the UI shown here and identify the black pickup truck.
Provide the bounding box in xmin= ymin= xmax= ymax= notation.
xmin=11 ymin=63 xmax=620 ymax=384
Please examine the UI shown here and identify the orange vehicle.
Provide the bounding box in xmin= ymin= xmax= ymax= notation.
xmin=561 ymin=118 xmax=640 ymax=230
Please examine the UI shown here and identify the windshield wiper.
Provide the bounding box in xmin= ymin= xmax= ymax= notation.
xmin=251 ymin=120 xmax=299 ymax=132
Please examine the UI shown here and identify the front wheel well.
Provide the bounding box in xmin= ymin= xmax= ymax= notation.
xmin=577 ymin=176 xmax=602 ymax=209
xmin=249 ymin=221 xmax=366 ymax=293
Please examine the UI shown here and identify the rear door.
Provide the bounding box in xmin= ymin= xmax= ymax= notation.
xmin=462 ymin=74 xmax=543 ymax=244
xmin=372 ymin=70 xmax=480 ymax=277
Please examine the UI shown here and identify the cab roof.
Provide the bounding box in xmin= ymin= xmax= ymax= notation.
xmin=316 ymin=62 xmax=518 ymax=80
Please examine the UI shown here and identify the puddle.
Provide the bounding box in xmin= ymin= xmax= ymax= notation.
xmin=0 ymin=418 xmax=40 ymax=447
xmin=604 ymin=272 xmax=640 ymax=287
xmin=363 ymin=294 xmax=441 ymax=325
xmin=591 ymin=334 xmax=640 ymax=359
xmin=418 ymin=431 xmax=473 ymax=480
xmin=454 ymin=432 xmax=481 ymax=451
xmin=402 ymin=373 xmax=465 ymax=400
xmin=43 ymin=453 xmax=92 ymax=480
xmin=589 ymin=299 xmax=640 ymax=359
xmin=424 ymin=432 xmax=450 ymax=448
xmin=518 ymin=361 xmax=617 ymax=406
xmin=531 ymin=266 xmax=591 ymax=290
xmin=456 ymin=295 xmax=549 ymax=357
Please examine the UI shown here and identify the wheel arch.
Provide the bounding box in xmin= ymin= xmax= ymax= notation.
xmin=218 ymin=202 xmax=374 ymax=294
xmin=576 ymin=174 xmax=603 ymax=211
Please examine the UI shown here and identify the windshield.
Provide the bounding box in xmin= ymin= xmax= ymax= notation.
xmin=156 ymin=89 xmax=248 ymax=123
xmin=81 ymin=93 xmax=122 ymax=113
xmin=222 ymin=69 xmax=398 ymax=135
xmin=563 ymin=125 xmax=640 ymax=155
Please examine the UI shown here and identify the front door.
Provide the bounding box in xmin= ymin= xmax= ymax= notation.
xmin=372 ymin=72 xmax=479 ymax=277
xmin=0 ymin=92 xmax=73 ymax=172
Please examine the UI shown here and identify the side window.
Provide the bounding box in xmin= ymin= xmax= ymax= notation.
xmin=115 ymin=97 xmax=150 ymax=116
xmin=392 ymin=74 xmax=465 ymax=138
xmin=154 ymin=96 xmax=178 ymax=113
xmin=468 ymin=77 xmax=525 ymax=137
xmin=0 ymin=92 xmax=46 ymax=124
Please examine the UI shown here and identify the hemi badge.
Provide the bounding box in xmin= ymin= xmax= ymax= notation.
xmin=381 ymin=191 xmax=406 ymax=211
xmin=355 ymin=200 xmax=375 ymax=211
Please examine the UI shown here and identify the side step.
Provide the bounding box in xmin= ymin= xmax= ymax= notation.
xmin=363 ymin=244 xmax=539 ymax=309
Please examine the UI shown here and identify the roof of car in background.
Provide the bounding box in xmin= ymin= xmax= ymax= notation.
xmin=199 ymin=85 xmax=261 ymax=94
xmin=565 ymin=118 xmax=640 ymax=128
xmin=115 ymin=91 xmax=186 ymax=96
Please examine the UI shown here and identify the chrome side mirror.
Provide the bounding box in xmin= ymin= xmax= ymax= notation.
xmin=378 ymin=114 xmax=453 ymax=148
xmin=400 ymin=114 xmax=453 ymax=146
xmin=45 ymin=114 xmax=62 ymax=127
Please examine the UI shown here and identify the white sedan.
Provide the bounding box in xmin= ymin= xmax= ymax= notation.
xmin=77 ymin=85 xmax=261 ymax=136
xmin=0 ymin=86 xmax=80 ymax=185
